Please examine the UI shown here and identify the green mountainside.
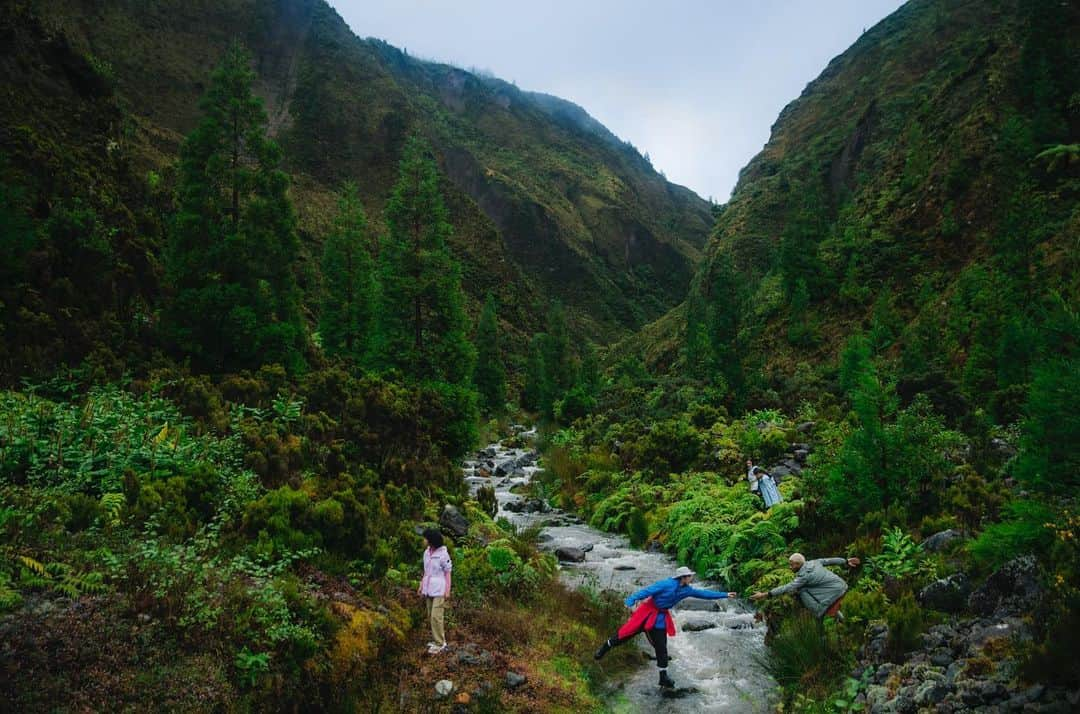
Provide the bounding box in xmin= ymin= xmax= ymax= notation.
xmin=677 ymin=0 xmax=1078 ymax=419
xmin=0 ymin=0 xmax=711 ymax=380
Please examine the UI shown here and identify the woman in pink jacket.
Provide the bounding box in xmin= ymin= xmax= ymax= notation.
xmin=419 ymin=528 xmax=453 ymax=654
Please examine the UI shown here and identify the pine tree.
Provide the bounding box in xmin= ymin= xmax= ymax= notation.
xmin=164 ymin=42 xmax=304 ymax=372
xmin=320 ymin=182 xmax=376 ymax=363
xmin=375 ymin=135 xmax=475 ymax=386
xmin=542 ymin=301 xmax=575 ymax=393
xmin=522 ymin=334 xmax=553 ymax=415
xmin=473 ymin=293 xmax=506 ymax=414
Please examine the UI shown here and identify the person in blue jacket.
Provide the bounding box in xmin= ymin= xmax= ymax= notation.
xmin=593 ymin=566 xmax=736 ymax=689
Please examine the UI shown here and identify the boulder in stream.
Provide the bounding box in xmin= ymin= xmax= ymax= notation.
xmin=681 ymin=618 xmax=718 ymax=632
xmin=555 ymin=547 xmax=586 ymax=563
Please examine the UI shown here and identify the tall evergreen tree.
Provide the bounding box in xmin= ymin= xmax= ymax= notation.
xmin=542 ymin=301 xmax=575 ymax=392
xmin=473 ymin=293 xmax=506 ymax=414
xmin=376 ymin=135 xmax=475 ymax=386
xmin=164 ymin=43 xmax=304 ymax=372
xmin=320 ymin=182 xmax=376 ymax=363
xmin=522 ymin=334 xmax=553 ymax=415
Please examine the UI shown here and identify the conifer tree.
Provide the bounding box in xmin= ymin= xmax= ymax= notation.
xmin=522 ymin=334 xmax=553 ymax=414
xmin=164 ymin=43 xmax=304 ymax=372
xmin=473 ymin=293 xmax=506 ymax=414
xmin=376 ymin=135 xmax=475 ymax=386
xmin=320 ymin=182 xmax=376 ymax=363
xmin=542 ymin=301 xmax=575 ymax=392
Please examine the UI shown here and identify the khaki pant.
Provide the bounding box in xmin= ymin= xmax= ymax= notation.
xmin=426 ymin=596 xmax=446 ymax=646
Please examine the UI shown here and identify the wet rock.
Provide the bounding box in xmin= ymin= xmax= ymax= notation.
xmin=505 ymin=671 xmax=526 ymax=689
xmin=502 ymin=500 xmax=525 ymax=513
xmin=521 ymin=498 xmax=550 ymax=514
xmin=681 ymin=618 xmax=718 ymax=632
xmin=435 ymin=679 xmax=454 ymax=698
xmin=922 ymin=529 xmax=964 ymax=552
xmin=919 ymin=573 xmax=971 ymax=613
xmin=645 ymin=539 xmax=663 ymax=553
xmin=555 ymin=547 xmax=586 ymax=563
xmin=793 ymin=448 xmax=811 ymax=463
xmin=660 ymin=686 xmax=700 ymax=699
xmin=581 ymin=543 xmax=594 ymax=553
xmin=536 ymin=533 xmax=554 ymax=543
xmin=968 ymin=556 xmax=1043 ymax=618
xmin=439 ymin=505 xmax=469 ymax=538
xmin=614 ymin=565 xmax=636 ymax=571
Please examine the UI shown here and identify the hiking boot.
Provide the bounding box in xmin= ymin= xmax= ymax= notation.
xmin=658 ymin=671 xmax=676 ymax=689
xmin=593 ymin=639 xmax=613 ymax=661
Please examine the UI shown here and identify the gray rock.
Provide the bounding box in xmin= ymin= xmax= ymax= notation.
xmin=923 ymin=529 xmax=964 ymax=552
xmin=555 ymin=547 xmax=586 ymax=563
xmin=435 ymin=679 xmax=454 ymax=698
xmin=646 ymin=539 xmax=664 ymax=553
xmin=930 ymin=648 xmax=954 ymax=667
xmin=439 ymin=505 xmax=469 ymax=538
xmin=958 ymin=680 xmax=1007 ymax=706
xmin=968 ymin=556 xmax=1043 ymax=618
xmin=796 ymin=421 xmax=816 ymax=433
xmin=920 ymin=573 xmax=972 ymax=613
xmin=680 ymin=618 xmax=718 ymax=632
xmin=873 ymin=663 xmax=895 ymax=685
xmin=914 ymin=681 xmax=951 ymax=707
xmin=505 ymin=671 xmax=527 ymax=689
xmin=581 ymin=543 xmax=594 ymax=553
xmin=793 ymin=448 xmax=811 ymax=463
xmin=614 ymin=565 xmax=636 ymax=571
xmin=963 ymin=618 xmax=1033 ymax=653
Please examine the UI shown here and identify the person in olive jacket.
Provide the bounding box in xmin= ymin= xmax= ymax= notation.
xmin=751 ymin=553 xmax=860 ymax=620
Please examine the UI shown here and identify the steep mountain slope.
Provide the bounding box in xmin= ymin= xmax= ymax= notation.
xmin=0 ymin=0 xmax=711 ymax=374
xmin=679 ymin=0 xmax=1078 ymax=418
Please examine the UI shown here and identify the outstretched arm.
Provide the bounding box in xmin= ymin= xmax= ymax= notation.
xmin=625 ymin=579 xmax=668 ymax=608
xmin=685 ymin=587 xmax=737 ymax=600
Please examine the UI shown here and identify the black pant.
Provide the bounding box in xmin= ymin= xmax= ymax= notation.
xmin=607 ymin=627 xmax=669 ymax=668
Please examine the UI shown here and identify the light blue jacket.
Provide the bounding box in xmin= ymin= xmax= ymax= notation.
xmin=625 ymin=577 xmax=730 ymax=629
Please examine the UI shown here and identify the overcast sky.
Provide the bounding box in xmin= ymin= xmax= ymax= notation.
xmin=329 ymin=1 xmax=906 ymax=202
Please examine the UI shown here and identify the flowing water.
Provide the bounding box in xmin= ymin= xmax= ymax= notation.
xmin=464 ymin=433 xmax=778 ymax=713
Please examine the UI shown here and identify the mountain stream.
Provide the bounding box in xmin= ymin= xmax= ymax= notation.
xmin=463 ymin=432 xmax=777 ymax=713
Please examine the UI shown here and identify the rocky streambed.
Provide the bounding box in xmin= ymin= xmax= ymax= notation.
xmin=463 ymin=429 xmax=777 ymax=713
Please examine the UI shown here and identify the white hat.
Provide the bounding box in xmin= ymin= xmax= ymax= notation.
xmin=673 ymin=566 xmax=696 ymax=579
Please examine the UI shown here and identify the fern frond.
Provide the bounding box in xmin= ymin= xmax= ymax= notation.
xmin=17 ymin=556 xmax=45 ymax=576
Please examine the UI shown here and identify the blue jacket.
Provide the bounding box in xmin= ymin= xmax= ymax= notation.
xmin=625 ymin=577 xmax=730 ymax=629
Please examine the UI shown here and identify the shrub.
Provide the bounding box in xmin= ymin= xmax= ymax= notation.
xmin=885 ymin=592 xmax=925 ymax=661
xmin=757 ymin=611 xmax=850 ymax=694
xmin=968 ymin=499 xmax=1055 ymax=568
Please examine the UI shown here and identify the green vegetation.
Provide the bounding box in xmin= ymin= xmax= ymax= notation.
xmin=164 ymin=43 xmax=305 ymax=373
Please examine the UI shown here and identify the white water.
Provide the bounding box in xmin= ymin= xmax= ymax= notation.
xmin=464 ymin=435 xmax=778 ymax=713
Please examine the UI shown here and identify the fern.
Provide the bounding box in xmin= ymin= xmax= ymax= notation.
xmin=99 ymin=492 xmax=125 ymax=527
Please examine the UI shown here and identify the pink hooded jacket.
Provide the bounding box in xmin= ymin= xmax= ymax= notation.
xmin=421 ymin=545 xmax=453 ymax=597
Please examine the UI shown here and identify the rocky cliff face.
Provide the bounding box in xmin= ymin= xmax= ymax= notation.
xmin=2 ymin=0 xmax=712 ymax=354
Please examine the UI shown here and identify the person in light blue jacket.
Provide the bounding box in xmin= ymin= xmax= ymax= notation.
xmin=593 ymin=566 xmax=736 ymax=689
xmin=758 ymin=470 xmax=783 ymax=508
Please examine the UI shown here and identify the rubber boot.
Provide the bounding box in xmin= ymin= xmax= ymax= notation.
xmin=594 ymin=638 xmax=614 ymax=661
xmin=658 ymin=670 xmax=676 ymax=689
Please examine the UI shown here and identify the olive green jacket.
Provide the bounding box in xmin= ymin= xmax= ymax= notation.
xmin=769 ymin=558 xmax=849 ymax=618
